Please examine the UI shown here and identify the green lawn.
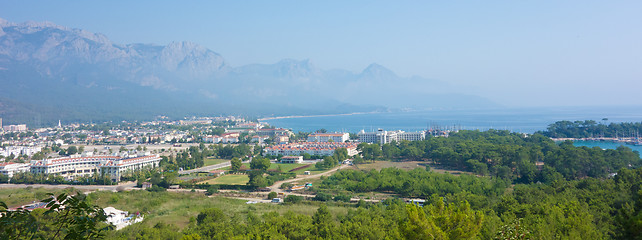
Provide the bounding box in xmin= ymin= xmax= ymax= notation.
xmin=269 ymin=163 xmax=308 ymax=172
xmin=200 ymin=174 xmax=249 ymax=185
xmin=204 ymin=158 xmax=228 ymax=166
xmin=221 ymin=162 xmax=329 ymax=175
xmin=355 ymin=161 xmax=425 ymax=171
xmin=0 ymin=187 xmax=76 ymax=207
xmin=87 ymin=190 xmax=351 ymax=231
xmin=223 ymin=163 xmax=308 ymax=171
xmin=292 ymin=166 xmax=327 ymax=175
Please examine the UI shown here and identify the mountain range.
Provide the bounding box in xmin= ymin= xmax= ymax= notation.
xmin=0 ymin=18 xmax=496 ymax=126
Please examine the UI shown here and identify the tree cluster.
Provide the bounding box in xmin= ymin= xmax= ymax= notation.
xmin=0 ymin=192 xmax=112 ymax=239
xmin=361 ymin=130 xmax=641 ymax=183
xmin=321 ymin=167 xmax=509 ymax=198
xmin=113 ymin=199 xmax=485 ymax=240
xmin=317 ymin=166 xmax=642 ymax=239
xmin=538 ymin=120 xmax=642 ymax=138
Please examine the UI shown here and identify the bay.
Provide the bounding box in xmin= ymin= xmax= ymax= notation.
xmin=571 ymin=140 xmax=642 ymax=154
xmin=262 ymin=106 xmax=642 ymax=133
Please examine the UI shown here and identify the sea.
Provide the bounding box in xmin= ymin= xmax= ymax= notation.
xmin=572 ymin=140 xmax=642 ymax=154
xmin=262 ymin=106 xmax=642 ymax=154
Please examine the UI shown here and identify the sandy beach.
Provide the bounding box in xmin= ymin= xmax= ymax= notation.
xmin=257 ymin=111 xmax=380 ymax=122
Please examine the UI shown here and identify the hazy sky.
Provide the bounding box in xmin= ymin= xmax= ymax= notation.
xmin=2 ymin=1 xmax=641 ymax=107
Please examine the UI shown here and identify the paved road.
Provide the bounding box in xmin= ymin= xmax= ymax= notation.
xmin=179 ymin=161 xmax=231 ymax=175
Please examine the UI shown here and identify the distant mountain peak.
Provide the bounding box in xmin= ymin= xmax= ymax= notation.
xmin=0 ymin=17 xmax=10 ymax=27
xmin=157 ymin=41 xmax=226 ymax=76
xmin=274 ymin=58 xmax=318 ymax=78
xmin=0 ymin=17 xmax=497 ymax=123
xmin=360 ymin=62 xmax=397 ymax=80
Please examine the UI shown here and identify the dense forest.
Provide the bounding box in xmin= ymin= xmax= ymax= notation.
xmin=5 ymin=167 xmax=641 ymax=239
xmin=356 ymin=130 xmax=641 ymax=183
xmin=3 ymin=130 xmax=642 ymax=239
xmin=313 ymin=167 xmax=642 ymax=239
xmin=538 ymin=120 xmax=642 ymax=138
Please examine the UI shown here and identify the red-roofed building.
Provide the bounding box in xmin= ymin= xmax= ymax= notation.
xmin=264 ymin=142 xmax=358 ymax=157
xmin=209 ymin=169 xmax=226 ymax=177
xmin=281 ymin=156 xmax=303 ymax=164
xmin=307 ymin=132 xmax=349 ymax=142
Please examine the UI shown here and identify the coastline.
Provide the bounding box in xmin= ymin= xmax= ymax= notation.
xmin=258 ymin=111 xmax=381 ymax=122
xmin=551 ymin=137 xmax=641 ymax=146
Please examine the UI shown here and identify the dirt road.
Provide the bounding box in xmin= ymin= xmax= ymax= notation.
xmin=268 ymin=164 xmax=348 ymax=194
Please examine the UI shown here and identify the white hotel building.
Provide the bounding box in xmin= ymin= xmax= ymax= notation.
xmin=358 ymin=129 xmax=426 ymax=145
xmin=0 ymin=162 xmax=31 ymax=178
xmin=30 ymin=153 xmax=161 ymax=181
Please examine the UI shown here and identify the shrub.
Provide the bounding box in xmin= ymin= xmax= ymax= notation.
xmin=108 ymin=194 xmax=120 ymax=204
xmin=206 ymin=186 xmax=219 ymax=196
xmin=268 ymin=192 xmax=277 ymax=199
xmin=285 ymin=195 xmax=303 ymax=204
xmin=334 ymin=194 xmax=351 ymax=202
xmin=313 ymin=192 xmax=332 ymax=201
xmin=146 ymin=186 xmax=167 ymax=192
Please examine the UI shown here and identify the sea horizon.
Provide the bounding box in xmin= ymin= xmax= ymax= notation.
xmin=262 ymin=105 xmax=642 ymax=134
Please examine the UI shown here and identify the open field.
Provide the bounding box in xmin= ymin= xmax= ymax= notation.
xmin=0 ymin=187 xmax=78 ymax=207
xmin=351 ymin=161 xmax=473 ymax=175
xmin=225 ymin=163 xmax=310 ymax=173
xmin=199 ymin=174 xmax=249 ymax=185
xmin=291 ymin=166 xmax=326 ymax=175
xmin=352 ymin=161 xmax=426 ymax=171
xmin=270 ymin=163 xmax=309 ymax=172
xmin=87 ymin=190 xmax=351 ymax=230
xmin=428 ymin=165 xmax=473 ymax=175
xmin=203 ymin=158 xmax=228 ymax=166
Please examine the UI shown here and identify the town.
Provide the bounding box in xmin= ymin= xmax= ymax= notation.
xmin=3 ymin=115 xmax=642 ymax=239
xmin=0 ymin=116 xmax=439 ymax=185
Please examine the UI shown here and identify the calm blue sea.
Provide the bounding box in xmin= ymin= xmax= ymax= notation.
xmin=571 ymin=140 xmax=642 ymax=156
xmin=263 ymin=106 xmax=642 ymax=134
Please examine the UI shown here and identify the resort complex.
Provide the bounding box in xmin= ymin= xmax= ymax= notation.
xmin=30 ymin=153 xmax=161 ymax=181
xmin=358 ymin=129 xmax=426 ymax=144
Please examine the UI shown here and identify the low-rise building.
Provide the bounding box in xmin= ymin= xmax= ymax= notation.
xmin=104 ymin=207 xmax=143 ymax=230
xmin=275 ymin=135 xmax=290 ymax=144
xmin=203 ymin=133 xmax=239 ymax=144
xmin=256 ymin=128 xmax=293 ymax=137
xmin=307 ymin=133 xmax=349 ymax=143
xmin=209 ymin=169 xmax=226 ymax=177
xmin=0 ymin=146 xmax=42 ymax=157
xmin=3 ymin=124 xmax=27 ymax=132
xmin=281 ymin=156 xmax=303 ymax=164
xmin=0 ymin=162 xmax=31 ymax=178
xmin=251 ymin=135 xmax=270 ymax=143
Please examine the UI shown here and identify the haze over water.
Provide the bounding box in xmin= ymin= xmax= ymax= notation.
xmin=263 ymin=106 xmax=642 ymax=134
